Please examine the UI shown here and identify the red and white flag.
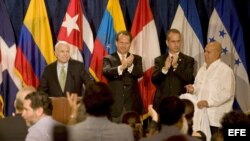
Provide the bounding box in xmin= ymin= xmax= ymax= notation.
xmin=130 ymin=0 xmax=161 ymax=111
xmin=57 ymin=0 xmax=93 ymax=66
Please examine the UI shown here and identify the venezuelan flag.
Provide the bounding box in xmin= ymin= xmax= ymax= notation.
xmin=89 ymin=0 xmax=126 ymax=82
xmin=15 ymin=0 xmax=56 ymax=88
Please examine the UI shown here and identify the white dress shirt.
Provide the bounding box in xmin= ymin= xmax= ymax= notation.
xmin=193 ymin=59 xmax=235 ymax=127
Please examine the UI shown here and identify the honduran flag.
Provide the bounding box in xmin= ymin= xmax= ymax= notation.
xmin=15 ymin=0 xmax=56 ymax=88
xmin=207 ymin=0 xmax=250 ymax=112
xmin=89 ymin=0 xmax=126 ymax=82
xmin=130 ymin=0 xmax=161 ymax=111
xmin=57 ymin=0 xmax=93 ymax=70
xmin=0 ymin=0 xmax=21 ymax=116
xmin=171 ymin=0 xmax=205 ymax=74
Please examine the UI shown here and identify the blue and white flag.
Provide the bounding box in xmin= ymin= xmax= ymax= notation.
xmin=0 ymin=0 xmax=21 ymax=116
xmin=171 ymin=0 xmax=204 ymax=74
xmin=208 ymin=0 xmax=250 ymax=112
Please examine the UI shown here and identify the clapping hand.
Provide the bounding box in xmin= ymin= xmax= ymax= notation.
xmin=127 ymin=54 xmax=134 ymax=67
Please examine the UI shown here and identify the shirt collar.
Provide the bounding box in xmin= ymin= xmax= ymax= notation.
xmin=117 ymin=52 xmax=128 ymax=59
xmin=169 ymin=52 xmax=180 ymax=57
xmin=204 ymin=59 xmax=221 ymax=69
xmin=57 ymin=62 xmax=68 ymax=69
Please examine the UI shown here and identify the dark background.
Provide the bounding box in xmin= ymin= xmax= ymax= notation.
xmin=3 ymin=0 xmax=250 ymax=77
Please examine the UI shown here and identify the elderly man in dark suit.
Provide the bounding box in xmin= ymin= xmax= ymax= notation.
xmin=103 ymin=31 xmax=143 ymax=122
xmin=38 ymin=41 xmax=94 ymax=97
xmin=152 ymin=28 xmax=194 ymax=112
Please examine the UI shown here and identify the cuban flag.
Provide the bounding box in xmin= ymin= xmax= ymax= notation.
xmin=171 ymin=0 xmax=205 ymax=74
xmin=0 ymin=0 xmax=21 ymax=116
xmin=57 ymin=0 xmax=93 ymax=70
xmin=207 ymin=0 xmax=250 ymax=112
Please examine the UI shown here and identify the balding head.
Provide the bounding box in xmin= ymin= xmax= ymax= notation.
xmin=14 ymin=86 xmax=36 ymax=113
xmin=204 ymin=41 xmax=222 ymax=67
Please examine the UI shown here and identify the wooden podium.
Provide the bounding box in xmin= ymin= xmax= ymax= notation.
xmin=50 ymin=97 xmax=71 ymax=124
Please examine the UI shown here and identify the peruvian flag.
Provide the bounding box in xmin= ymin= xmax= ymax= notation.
xmin=130 ymin=0 xmax=161 ymax=111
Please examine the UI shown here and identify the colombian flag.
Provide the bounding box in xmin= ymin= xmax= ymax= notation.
xmin=15 ymin=0 xmax=56 ymax=88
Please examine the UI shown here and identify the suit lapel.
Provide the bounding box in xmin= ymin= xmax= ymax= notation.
xmin=113 ymin=53 xmax=122 ymax=66
xmin=64 ymin=60 xmax=72 ymax=93
xmin=178 ymin=52 xmax=184 ymax=65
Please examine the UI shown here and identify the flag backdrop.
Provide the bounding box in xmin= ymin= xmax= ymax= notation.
xmin=57 ymin=0 xmax=93 ymax=70
xmin=207 ymin=0 xmax=250 ymax=112
xmin=89 ymin=0 xmax=126 ymax=82
xmin=15 ymin=0 xmax=56 ymax=88
xmin=171 ymin=0 xmax=205 ymax=74
xmin=0 ymin=0 xmax=21 ymax=116
xmin=130 ymin=0 xmax=161 ymax=111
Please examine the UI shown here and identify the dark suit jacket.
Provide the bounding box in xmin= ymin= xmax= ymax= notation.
xmin=152 ymin=53 xmax=194 ymax=111
xmin=103 ymin=52 xmax=143 ymax=117
xmin=0 ymin=114 xmax=28 ymax=141
xmin=38 ymin=59 xmax=94 ymax=97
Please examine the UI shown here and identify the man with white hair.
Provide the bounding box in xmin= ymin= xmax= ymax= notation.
xmin=38 ymin=41 xmax=94 ymax=97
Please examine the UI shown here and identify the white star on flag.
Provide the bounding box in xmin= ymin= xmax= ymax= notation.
xmin=62 ymin=13 xmax=79 ymax=36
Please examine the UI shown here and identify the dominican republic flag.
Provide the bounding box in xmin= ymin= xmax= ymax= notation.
xmin=0 ymin=0 xmax=21 ymax=116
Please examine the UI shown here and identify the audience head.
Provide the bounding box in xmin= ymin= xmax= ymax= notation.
xmin=55 ymin=41 xmax=70 ymax=64
xmin=122 ymin=111 xmax=141 ymax=125
xmin=159 ymin=96 xmax=185 ymax=129
xmin=221 ymin=110 xmax=250 ymax=141
xmin=14 ymin=86 xmax=36 ymax=113
xmin=204 ymin=41 xmax=222 ymax=66
xmin=166 ymin=28 xmax=181 ymax=54
xmin=221 ymin=110 xmax=250 ymax=129
xmin=181 ymin=99 xmax=194 ymax=135
xmin=115 ymin=30 xmax=132 ymax=55
xmin=83 ymin=82 xmax=114 ymax=117
xmin=122 ymin=111 xmax=143 ymax=141
xmin=22 ymin=91 xmax=52 ymax=126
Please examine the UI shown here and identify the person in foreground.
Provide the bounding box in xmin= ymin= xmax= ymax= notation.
xmin=0 ymin=87 xmax=36 ymax=141
xmin=152 ymin=28 xmax=194 ymax=112
xmin=103 ymin=31 xmax=143 ymax=122
xmin=69 ymin=82 xmax=134 ymax=141
xmin=185 ymin=41 xmax=235 ymax=135
xmin=22 ymin=91 xmax=62 ymax=141
xmin=139 ymin=96 xmax=200 ymax=141
xmin=38 ymin=41 xmax=94 ymax=97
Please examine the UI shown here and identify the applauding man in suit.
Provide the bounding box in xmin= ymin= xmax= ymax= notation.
xmin=103 ymin=31 xmax=143 ymax=122
xmin=152 ymin=28 xmax=194 ymax=111
xmin=38 ymin=41 xmax=94 ymax=97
